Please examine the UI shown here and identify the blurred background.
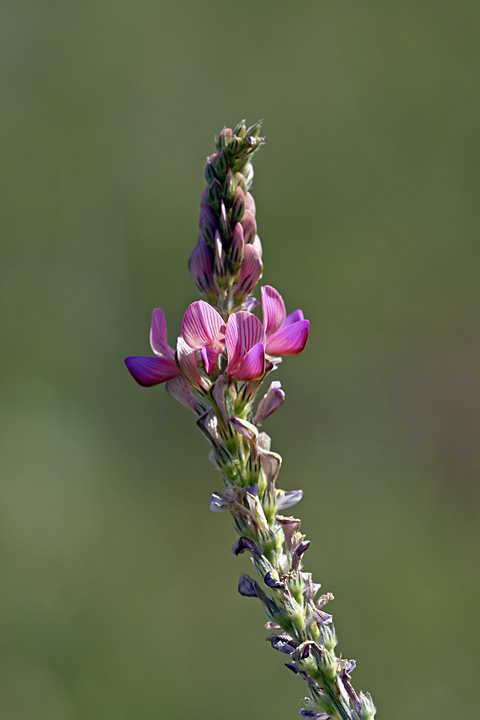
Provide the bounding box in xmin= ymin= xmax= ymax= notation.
xmin=2 ymin=1 xmax=480 ymax=718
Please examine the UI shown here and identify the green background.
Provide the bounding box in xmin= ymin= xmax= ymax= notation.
xmin=2 ymin=2 xmax=479 ymax=718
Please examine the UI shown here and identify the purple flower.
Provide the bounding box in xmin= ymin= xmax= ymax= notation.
xmin=125 ymin=308 xmax=181 ymax=387
xmin=299 ymin=711 xmax=331 ymax=719
xmin=238 ymin=573 xmax=258 ymax=597
xmin=253 ymin=381 xmax=285 ymax=424
xmin=276 ymin=489 xmax=303 ymax=511
xmin=181 ymin=301 xmax=266 ymax=381
xmin=261 ymin=285 xmax=310 ymax=356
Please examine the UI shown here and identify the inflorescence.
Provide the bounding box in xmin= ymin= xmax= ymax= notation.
xmin=125 ymin=120 xmax=376 ymax=720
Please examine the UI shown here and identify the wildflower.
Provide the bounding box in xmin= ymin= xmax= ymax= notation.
xmin=261 ymin=285 xmax=310 ymax=356
xmin=125 ymin=308 xmax=180 ymax=387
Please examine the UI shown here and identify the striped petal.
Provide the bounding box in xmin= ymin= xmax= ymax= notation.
xmin=166 ymin=375 xmax=206 ymax=414
xmin=225 ymin=311 xmax=265 ymax=369
xmin=124 ymin=355 xmax=180 ymax=387
xmin=261 ymin=285 xmax=286 ymax=336
xmin=176 ymin=336 xmax=209 ymax=391
xmin=266 ymin=319 xmax=310 ymax=356
xmin=181 ymin=301 xmax=225 ymax=350
xmin=149 ymin=308 xmax=171 ymax=356
xmin=229 ymin=341 xmax=265 ymax=381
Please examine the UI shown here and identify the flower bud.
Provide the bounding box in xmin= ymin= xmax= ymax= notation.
xmin=241 ymin=209 xmax=257 ymax=243
xmin=223 ymin=168 xmax=235 ymax=204
xmin=230 ymin=186 xmax=246 ymax=224
xmin=214 ymin=232 xmax=229 ymax=289
xmin=207 ymin=179 xmax=223 ymax=212
xmin=219 ymin=200 xmax=232 ymax=244
xmin=188 ymin=241 xmax=218 ymax=302
xmin=216 ymin=126 xmax=233 ymax=149
xmin=244 ymin=191 xmax=256 ymax=216
xmin=204 ymin=154 xmax=218 ymax=184
xmin=233 ymin=119 xmax=246 ymax=137
xmin=199 ymin=203 xmax=219 ymax=246
xmin=233 ymin=171 xmax=248 ymax=195
xmin=243 ymin=162 xmax=254 ymax=190
xmin=215 ymin=147 xmax=229 ymax=179
xmin=229 ymin=223 xmax=245 ymax=271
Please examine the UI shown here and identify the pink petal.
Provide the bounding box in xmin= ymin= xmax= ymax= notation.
xmin=166 ymin=375 xmax=205 ymax=414
xmin=181 ymin=301 xmax=225 ymax=350
xmin=244 ymin=192 xmax=256 ymax=216
xmin=225 ymin=311 xmax=265 ymax=369
xmin=241 ymin=209 xmax=257 ymax=243
xmin=188 ymin=242 xmax=218 ymax=298
xmin=233 ymin=245 xmax=263 ymax=301
xmin=229 ymin=341 xmax=265 ymax=381
xmin=201 ymin=345 xmax=221 ymax=375
xmin=284 ymin=309 xmax=304 ymax=326
xmin=176 ymin=336 xmax=210 ymax=391
xmin=149 ymin=308 xmax=171 ymax=356
xmin=253 ymin=381 xmax=285 ymax=424
xmin=125 ymin=355 xmax=180 ymax=387
xmin=252 ymin=235 xmax=262 ymax=258
xmin=261 ymin=285 xmax=286 ymax=337
xmin=265 ymin=319 xmax=310 ymax=356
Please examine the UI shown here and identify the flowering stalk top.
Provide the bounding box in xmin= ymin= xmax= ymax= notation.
xmin=125 ymin=120 xmax=376 ymax=720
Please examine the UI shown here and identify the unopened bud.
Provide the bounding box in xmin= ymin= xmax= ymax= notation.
xmin=204 ymin=154 xmax=218 ymax=184
xmin=215 ymin=147 xmax=229 ymax=179
xmin=199 ymin=203 xmax=219 ymax=246
xmin=243 ymin=162 xmax=254 ymax=190
xmin=207 ymin=179 xmax=223 ymax=212
xmin=231 ymin=186 xmax=246 ymax=224
xmin=244 ymin=192 xmax=256 ymax=216
xmin=216 ymin=126 xmax=233 ymax=149
xmin=241 ymin=209 xmax=257 ymax=243
xmin=233 ymin=119 xmax=246 ymax=137
xmin=229 ymin=223 xmax=245 ymax=271
xmin=233 ymin=172 xmax=248 ymax=195
xmin=214 ymin=232 xmax=228 ymax=288
xmin=219 ymin=200 xmax=232 ymax=244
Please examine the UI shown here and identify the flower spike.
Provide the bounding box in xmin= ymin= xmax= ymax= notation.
xmin=124 ymin=120 xmax=376 ymax=720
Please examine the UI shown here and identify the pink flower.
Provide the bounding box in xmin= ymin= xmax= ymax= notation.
xmin=125 ymin=309 xmax=181 ymax=387
xmin=261 ymin=285 xmax=310 ymax=356
xmin=179 ymin=301 xmax=266 ymax=381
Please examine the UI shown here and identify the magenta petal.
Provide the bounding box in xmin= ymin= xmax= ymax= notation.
xmin=225 ymin=311 xmax=265 ymax=369
xmin=266 ymin=319 xmax=310 ymax=356
xmin=261 ymin=285 xmax=286 ymax=336
xmin=125 ymin=355 xmax=180 ymax=387
xmin=252 ymin=234 xmax=262 ymax=258
xmin=229 ymin=342 xmax=265 ymax=381
xmin=176 ymin=336 xmax=209 ymax=391
xmin=149 ymin=308 xmax=171 ymax=356
xmin=284 ymin=309 xmax=304 ymax=326
xmin=181 ymin=301 xmax=225 ymax=350
xmin=201 ymin=345 xmax=221 ymax=375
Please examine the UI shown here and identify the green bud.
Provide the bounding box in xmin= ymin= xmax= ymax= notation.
xmin=243 ymin=163 xmax=255 ymax=190
xmin=233 ymin=172 xmax=248 ymax=195
xmin=226 ymin=136 xmax=243 ymax=162
xmin=233 ymin=119 xmax=246 ymax=137
xmin=223 ymin=169 xmax=235 ymax=204
xmin=216 ymin=127 xmax=233 ymax=150
xmin=215 ymin=147 xmax=229 ymax=180
xmin=319 ymin=623 xmax=337 ymax=653
xmin=207 ymin=179 xmax=223 ymax=212
xmin=245 ymin=119 xmax=263 ymax=138
xmin=204 ymin=155 xmax=218 ymax=184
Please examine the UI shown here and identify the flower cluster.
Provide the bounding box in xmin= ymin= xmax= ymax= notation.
xmin=125 ymin=121 xmax=376 ymax=720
